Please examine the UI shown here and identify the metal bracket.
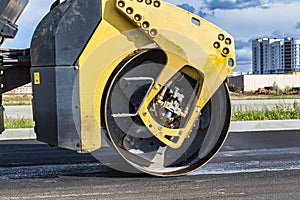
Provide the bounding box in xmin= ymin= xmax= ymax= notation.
xmin=0 ymin=0 xmax=29 ymax=44
xmin=0 ymin=48 xmax=31 ymax=94
xmin=0 ymin=48 xmax=31 ymax=133
xmin=115 ymin=0 xmax=236 ymax=148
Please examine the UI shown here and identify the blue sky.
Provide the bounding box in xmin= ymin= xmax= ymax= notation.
xmin=3 ymin=0 xmax=300 ymax=72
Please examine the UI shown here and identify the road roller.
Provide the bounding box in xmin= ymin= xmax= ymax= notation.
xmin=0 ymin=0 xmax=236 ymax=176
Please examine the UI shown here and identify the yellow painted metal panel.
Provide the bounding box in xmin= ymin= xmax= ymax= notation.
xmin=78 ymin=0 xmax=236 ymax=151
xmin=78 ymin=0 xmax=153 ymax=152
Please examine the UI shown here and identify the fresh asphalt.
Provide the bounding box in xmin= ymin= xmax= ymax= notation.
xmin=0 ymin=130 xmax=299 ymax=199
xmin=1 ymin=102 xmax=300 ymax=199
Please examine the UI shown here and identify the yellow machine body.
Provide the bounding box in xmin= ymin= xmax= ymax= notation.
xmin=25 ymin=0 xmax=236 ymax=176
xmin=78 ymin=0 xmax=235 ymax=152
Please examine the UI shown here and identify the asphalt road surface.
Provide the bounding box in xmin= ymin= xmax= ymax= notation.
xmin=3 ymin=105 xmax=33 ymax=119
xmin=0 ymin=131 xmax=299 ymax=199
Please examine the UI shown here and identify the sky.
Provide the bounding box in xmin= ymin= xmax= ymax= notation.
xmin=3 ymin=0 xmax=300 ymax=73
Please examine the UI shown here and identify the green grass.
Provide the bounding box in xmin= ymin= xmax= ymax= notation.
xmin=4 ymin=117 xmax=35 ymax=129
xmin=3 ymin=102 xmax=300 ymax=129
xmin=232 ymin=102 xmax=300 ymax=121
xmin=3 ymin=102 xmax=31 ymax=106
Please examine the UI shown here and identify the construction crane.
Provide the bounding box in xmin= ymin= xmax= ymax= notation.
xmin=0 ymin=0 xmax=236 ymax=176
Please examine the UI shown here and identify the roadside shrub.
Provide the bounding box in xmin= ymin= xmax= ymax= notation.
xmin=232 ymin=101 xmax=300 ymax=121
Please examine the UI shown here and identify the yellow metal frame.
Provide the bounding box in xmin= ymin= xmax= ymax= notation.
xmin=78 ymin=0 xmax=236 ymax=152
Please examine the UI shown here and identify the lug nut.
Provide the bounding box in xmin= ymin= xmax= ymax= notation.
xmin=142 ymin=21 xmax=150 ymax=28
xmin=218 ymin=34 xmax=225 ymax=41
xmin=213 ymin=42 xmax=220 ymax=49
xmin=223 ymin=47 xmax=230 ymax=55
xmin=150 ymin=29 xmax=158 ymax=36
xmin=134 ymin=14 xmax=142 ymax=21
xmin=118 ymin=1 xmax=125 ymax=7
xmin=126 ymin=7 xmax=133 ymax=14
xmin=154 ymin=1 xmax=161 ymax=7
xmin=225 ymin=38 xmax=232 ymax=45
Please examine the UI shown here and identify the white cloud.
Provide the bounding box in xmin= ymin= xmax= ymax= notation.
xmin=3 ymin=0 xmax=300 ymax=73
xmin=202 ymin=1 xmax=300 ymax=72
xmin=200 ymin=1 xmax=300 ymax=38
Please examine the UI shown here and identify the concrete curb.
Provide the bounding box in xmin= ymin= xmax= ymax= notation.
xmin=0 ymin=120 xmax=300 ymax=141
xmin=0 ymin=128 xmax=36 ymax=141
xmin=229 ymin=119 xmax=300 ymax=133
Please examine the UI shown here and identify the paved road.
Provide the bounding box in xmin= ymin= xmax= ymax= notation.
xmin=3 ymin=105 xmax=32 ymax=119
xmin=232 ymin=99 xmax=300 ymax=111
xmin=4 ymin=99 xmax=300 ymax=119
xmin=0 ymin=170 xmax=299 ymax=200
xmin=0 ymin=131 xmax=299 ymax=199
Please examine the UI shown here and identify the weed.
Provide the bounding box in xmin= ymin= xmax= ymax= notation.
xmin=4 ymin=117 xmax=35 ymax=129
xmin=232 ymin=101 xmax=300 ymax=121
